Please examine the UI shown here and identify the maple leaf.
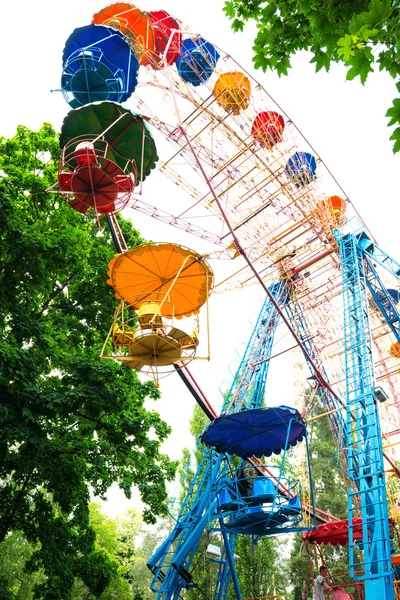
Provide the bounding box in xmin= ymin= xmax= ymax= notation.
xmin=232 ymin=18 xmax=245 ymax=32
xmin=223 ymin=1 xmax=236 ymax=18
xmin=346 ymin=48 xmax=374 ymax=84
xmin=365 ymin=0 xmax=393 ymax=28
xmin=386 ymin=97 xmax=400 ymax=127
xmin=337 ymin=34 xmax=356 ymax=62
xmin=310 ymin=51 xmax=331 ymax=72
xmin=389 ymin=126 xmax=400 ymax=153
xmin=253 ymin=53 xmax=272 ymax=72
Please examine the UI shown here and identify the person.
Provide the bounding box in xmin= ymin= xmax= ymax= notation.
xmin=315 ymin=565 xmax=332 ymax=599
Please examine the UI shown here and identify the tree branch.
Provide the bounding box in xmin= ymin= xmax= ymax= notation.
xmin=37 ymin=271 xmax=78 ymax=318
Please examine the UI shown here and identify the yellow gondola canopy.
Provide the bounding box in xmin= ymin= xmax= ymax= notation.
xmin=213 ymin=72 xmax=251 ymax=114
xmin=107 ymin=242 xmax=214 ymax=318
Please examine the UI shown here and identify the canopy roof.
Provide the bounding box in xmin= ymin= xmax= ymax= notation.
xmin=302 ymin=518 xmax=362 ymax=546
xmin=60 ymin=102 xmax=158 ymax=181
xmin=285 ymin=151 xmax=317 ymax=186
xmin=92 ymin=2 xmax=155 ymax=65
xmin=62 ymin=25 xmax=139 ymax=107
xmin=200 ymin=406 xmax=305 ymax=458
xmin=176 ymin=37 xmax=220 ymax=86
xmin=148 ymin=10 xmax=182 ymax=66
xmin=107 ymin=242 xmax=214 ymax=318
xmin=213 ymin=72 xmax=251 ymax=114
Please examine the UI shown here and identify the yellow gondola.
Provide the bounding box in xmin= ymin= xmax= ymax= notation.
xmin=213 ymin=72 xmax=251 ymax=115
xmin=102 ymin=242 xmax=213 ymax=383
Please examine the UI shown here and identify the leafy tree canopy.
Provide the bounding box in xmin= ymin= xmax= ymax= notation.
xmin=287 ymin=396 xmax=349 ymax=599
xmin=0 ymin=124 xmax=177 ymax=599
xmin=223 ymin=0 xmax=400 ymax=152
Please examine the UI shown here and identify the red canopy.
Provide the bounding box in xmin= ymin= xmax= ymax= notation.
xmin=302 ymin=518 xmax=362 ymax=546
xmin=331 ymin=587 xmax=354 ymax=600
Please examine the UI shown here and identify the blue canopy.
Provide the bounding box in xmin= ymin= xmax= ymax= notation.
xmin=61 ymin=24 xmax=139 ymax=108
xmin=285 ymin=151 xmax=317 ymax=187
xmin=200 ymin=406 xmax=305 ymax=458
xmin=176 ymin=37 xmax=219 ymax=86
xmin=388 ymin=289 xmax=400 ymax=303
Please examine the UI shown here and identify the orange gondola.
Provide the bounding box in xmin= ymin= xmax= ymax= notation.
xmin=92 ymin=3 xmax=155 ymax=65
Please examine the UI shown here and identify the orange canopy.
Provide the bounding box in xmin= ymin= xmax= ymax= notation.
xmin=92 ymin=3 xmax=155 ymax=65
xmin=213 ymin=72 xmax=251 ymax=114
xmin=107 ymin=243 xmax=214 ymax=318
xmin=390 ymin=342 xmax=400 ymax=358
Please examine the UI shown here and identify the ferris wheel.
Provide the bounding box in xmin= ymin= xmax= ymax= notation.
xmin=49 ymin=4 xmax=400 ymax=600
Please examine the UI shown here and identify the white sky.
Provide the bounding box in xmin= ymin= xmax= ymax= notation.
xmin=3 ymin=0 xmax=399 ymax=516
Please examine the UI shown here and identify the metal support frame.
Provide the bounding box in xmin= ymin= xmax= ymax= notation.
xmin=362 ymin=255 xmax=400 ymax=343
xmin=284 ymin=295 xmax=346 ymax=445
xmin=147 ymin=282 xmax=287 ymax=599
xmin=357 ymin=232 xmax=400 ymax=280
xmin=337 ymin=231 xmax=394 ymax=599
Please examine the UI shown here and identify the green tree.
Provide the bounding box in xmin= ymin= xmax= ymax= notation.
xmin=0 ymin=530 xmax=44 ymax=600
xmin=229 ymin=535 xmax=281 ymax=599
xmin=0 ymin=124 xmax=176 ymax=599
xmin=71 ymin=504 xmax=131 ymax=600
xmin=115 ymin=508 xmax=163 ymax=599
xmin=287 ymin=398 xmax=348 ymax=600
xmin=223 ymin=0 xmax=400 ymax=152
xmin=68 ymin=504 xmax=170 ymax=600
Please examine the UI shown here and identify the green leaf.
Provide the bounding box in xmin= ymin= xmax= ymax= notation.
xmin=349 ymin=13 xmax=368 ymax=35
xmin=365 ymin=0 xmax=393 ymax=28
xmin=389 ymin=126 xmax=400 ymax=153
xmin=261 ymin=1 xmax=277 ymax=22
xmin=232 ymin=18 xmax=245 ymax=32
xmin=386 ymin=97 xmax=400 ymax=126
xmin=310 ymin=50 xmax=331 ymax=72
xmin=223 ymin=0 xmax=236 ymax=18
xmin=253 ymin=53 xmax=272 ymax=71
xmin=346 ymin=48 xmax=374 ymax=84
xmin=337 ymin=34 xmax=356 ymax=62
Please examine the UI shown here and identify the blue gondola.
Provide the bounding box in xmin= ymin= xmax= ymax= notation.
xmin=61 ymin=24 xmax=139 ymax=108
xmin=202 ymin=406 xmax=313 ymax=536
xmin=376 ymin=288 xmax=400 ymax=306
xmin=285 ymin=151 xmax=317 ymax=187
xmin=215 ymin=469 xmax=305 ymax=536
xmin=176 ymin=37 xmax=219 ymax=86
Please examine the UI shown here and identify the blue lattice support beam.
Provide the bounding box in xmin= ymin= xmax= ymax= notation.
xmin=357 ymin=232 xmax=400 ymax=280
xmin=221 ymin=280 xmax=288 ymax=413
xmin=284 ymin=295 xmax=346 ymax=446
xmin=337 ymin=231 xmax=394 ymax=600
xmin=362 ymin=255 xmax=400 ymax=343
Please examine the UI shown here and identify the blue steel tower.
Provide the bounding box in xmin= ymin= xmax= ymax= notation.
xmin=148 ymin=226 xmax=400 ymax=600
xmin=336 ymin=230 xmax=400 ymax=600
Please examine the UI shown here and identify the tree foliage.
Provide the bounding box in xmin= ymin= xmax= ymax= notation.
xmin=0 ymin=530 xmax=44 ymax=599
xmin=223 ymin=0 xmax=400 ymax=152
xmin=0 ymin=124 xmax=177 ymax=599
xmin=71 ymin=504 xmax=160 ymax=600
xmin=229 ymin=535 xmax=283 ymax=599
xmin=287 ymin=398 xmax=349 ymax=599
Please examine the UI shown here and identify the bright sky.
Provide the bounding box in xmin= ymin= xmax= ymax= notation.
xmin=3 ymin=0 xmax=399 ymax=516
